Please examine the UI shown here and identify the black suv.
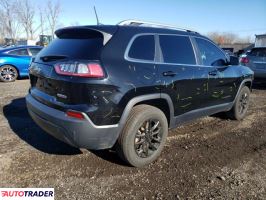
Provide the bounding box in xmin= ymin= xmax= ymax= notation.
xmin=26 ymin=20 xmax=254 ymax=167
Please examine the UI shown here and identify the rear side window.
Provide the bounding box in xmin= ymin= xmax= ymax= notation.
xmin=7 ymin=49 xmax=29 ymax=56
xmin=249 ymin=48 xmax=266 ymax=57
xmin=159 ymin=35 xmax=196 ymax=64
xmin=128 ymin=35 xmax=155 ymax=61
xmin=29 ymin=48 xmax=42 ymax=56
xmin=36 ymin=30 xmax=104 ymax=60
xmin=195 ymin=38 xmax=227 ymax=66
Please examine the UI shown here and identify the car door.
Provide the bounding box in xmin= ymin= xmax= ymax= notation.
xmin=193 ymin=37 xmax=238 ymax=106
xmin=157 ymin=34 xmax=210 ymax=117
xmin=7 ymin=48 xmax=31 ymax=75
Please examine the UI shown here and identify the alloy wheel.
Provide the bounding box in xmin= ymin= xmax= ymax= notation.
xmin=134 ymin=119 xmax=162 ymax=158
xmin=0 ymin=66 xmax=17 ymax=82
xmin=238 ymin=92 xmax=249 ymax=115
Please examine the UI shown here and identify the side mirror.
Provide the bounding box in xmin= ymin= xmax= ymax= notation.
xmin=212 ymin=59 xmax=227 ymax=66
xmin=229 ymin=56 xmax=239 ymax=65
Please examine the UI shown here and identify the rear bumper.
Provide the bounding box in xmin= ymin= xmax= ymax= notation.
xmin=26 ymin=94 xmax=120 ymax=150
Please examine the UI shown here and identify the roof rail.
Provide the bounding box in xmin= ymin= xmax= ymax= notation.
xmin=118 ymin=19 xmax=198 ymax=33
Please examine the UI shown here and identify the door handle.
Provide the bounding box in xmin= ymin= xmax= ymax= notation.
xmin=208 ymin=70 xmax=218 ymax=76
xmin=162 ymin=71 xmax=177 ymax=77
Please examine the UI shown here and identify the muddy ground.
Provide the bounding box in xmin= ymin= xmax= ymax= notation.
xmin=0 ymin=80 xmax=265 ymax=200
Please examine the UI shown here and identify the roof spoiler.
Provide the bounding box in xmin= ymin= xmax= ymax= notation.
xmin=55 ymin=26 xmax=116 ymax=45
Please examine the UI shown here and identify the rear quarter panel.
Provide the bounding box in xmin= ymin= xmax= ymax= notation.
xmin=0 ymin=56 xmax=31 ymax=76
xmin=245 ymin=55 xmax=266 ymax=78
xmin=94 ymin=28 xmax=162 ymax=125
xmin=0 ymin=55 xmax=31 ymax=77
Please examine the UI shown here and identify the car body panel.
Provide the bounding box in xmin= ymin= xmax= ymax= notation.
xmin=0 ymin=46 xmax=42 ymax=77
xmin=0 ymin=55 xmax=31 ymax=76
xmin=26 ymin=25 xmax=254 ymax=150
xmin=241 ymin=47 xmax=266 ymax=78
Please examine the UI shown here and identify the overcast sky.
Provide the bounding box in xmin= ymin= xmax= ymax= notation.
xmin=33 ymin=0 xmax=266 ymax=39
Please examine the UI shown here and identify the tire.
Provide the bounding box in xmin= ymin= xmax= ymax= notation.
xmin=227 ymin=86 xmax=250 ymax=120
xmin=116 ymin=104 xmax=168 ymax=167
xmin=0 ymin=65 xmax=18 ymax=82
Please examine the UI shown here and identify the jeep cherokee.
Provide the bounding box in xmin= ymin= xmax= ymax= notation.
xmin=26 ymin=20 xmax=254 ymax=167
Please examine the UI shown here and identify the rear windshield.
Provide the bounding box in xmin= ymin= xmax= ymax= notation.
xmin=249 ymin=48 xmax=266 ymax=57
xmin=36 ymin=32 xmax=104 ymax=60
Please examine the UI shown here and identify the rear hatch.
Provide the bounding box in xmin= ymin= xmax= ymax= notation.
xmin=29 ymin=26 xmax=117 ymax=107
xmin=247 ymin=48 xmax=266 ymax=70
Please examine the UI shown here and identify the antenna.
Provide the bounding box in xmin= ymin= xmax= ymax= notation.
xmin=94 ymin=6 xmax=100 ymax=25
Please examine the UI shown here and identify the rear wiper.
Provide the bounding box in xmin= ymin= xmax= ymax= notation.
xmin=40 ymin=55 xmax=68 ymax=62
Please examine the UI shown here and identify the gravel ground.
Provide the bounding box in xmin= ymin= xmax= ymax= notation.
xmin=0 ymin=79 xmax=266 ymax=200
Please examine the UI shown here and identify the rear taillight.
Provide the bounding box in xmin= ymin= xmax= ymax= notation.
xmin=54 ymin=62 xmax=104 ymax=78
xmin=240 ymin=57 xmax=249 ymax=64
xmin=66 ymin=110 xmax=85 ymax=120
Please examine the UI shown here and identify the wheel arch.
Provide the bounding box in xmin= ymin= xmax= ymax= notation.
xmin=118 ymin=93 xmax=175 ymax=130
xmin=233 ymin=79 xmax=253 ymax=103
xmin=244 ymin=80 xmax=252 ymax=90
xmin=0 ymin=63 xmax=20 ymax=76
xmin=0 ymin=64 xmax=20 ymax=81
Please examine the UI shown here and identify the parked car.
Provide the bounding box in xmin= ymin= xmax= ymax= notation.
xmin=26 ymin=20 xmax=254 ymax=167
xmin=240 ymin=47 xmax=266 ymax=79
xmin=223 ymin=49 xmax=235 ymax=57
xmin=0 ymin=45 xmax=43 ymax=82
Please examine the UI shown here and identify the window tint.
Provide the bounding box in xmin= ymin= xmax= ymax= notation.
xmin=195 ymin=38 xmax=227 ymax=66
xmin=37 ymin=37 xmax=103 ymax=60
xmin=159 ymin=35 xmax=196 ymax=64
xmin=29 ymin=48 xmax=42 ymax=56
xmin=7 ymin=49 xmax=29 ymax=56
xmin=249 ymin=48 xmax=266 ymax=57
xmin=128 ymin=35 xmax=155 ymax=61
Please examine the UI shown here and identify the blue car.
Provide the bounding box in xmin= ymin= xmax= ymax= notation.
xmin=0 ymin=45 xmax=43 ymax=82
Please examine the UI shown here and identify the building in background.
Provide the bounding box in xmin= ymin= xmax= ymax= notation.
xmin=255 ymin=34 xmax=266 ymax=47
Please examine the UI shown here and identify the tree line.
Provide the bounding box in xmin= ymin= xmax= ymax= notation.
xmin=0 ymin=0 xmax=61 ymax=42
xmin=0 ymin=0 xmax=253 ymax=45
xmin=207 ymin=32 xmax=252 ymax=45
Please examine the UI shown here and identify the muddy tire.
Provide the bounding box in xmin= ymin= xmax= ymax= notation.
xmin=116 ymin=105 xmax=168 ymax=167
xmin=227 ymin=86 xmax=250 ymax=120
xmin=0 ymin=65 xmax=18 ymax=82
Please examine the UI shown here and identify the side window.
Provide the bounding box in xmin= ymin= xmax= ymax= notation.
xmin=159 ymin=35 xmax=196 ymax=64
xmin=195 ymin=38 xmax=227 ymax=66
xmin=128 ymin=35 xmax=155 ymax=61
xmin=29 ymin=48 xmax=42 ymax=56
xmin=7 ymin=49 xmax=29 ymax=56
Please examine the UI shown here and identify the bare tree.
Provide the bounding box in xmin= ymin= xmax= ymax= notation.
xmin=0 ymin=0 xmax=21 ymax=39
xmin=223 ymin=33 xmax=237 ymax=44
xmin=46 ymin=0 xmax=61 ymax=38
xmin=235 ymin=36 xmax=252 ymax=43
xmin=39 ymin=7 xmax=45 ymax=36
xmin=207 ymin=32 xmax=239 ymax=45
xmin=0 ymin=15 xmax=6 ymax=40
xmin=15 ymin=0 xmax=36 ymax=40
xmin=207 ymin=32 xmax=221 ymax=44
